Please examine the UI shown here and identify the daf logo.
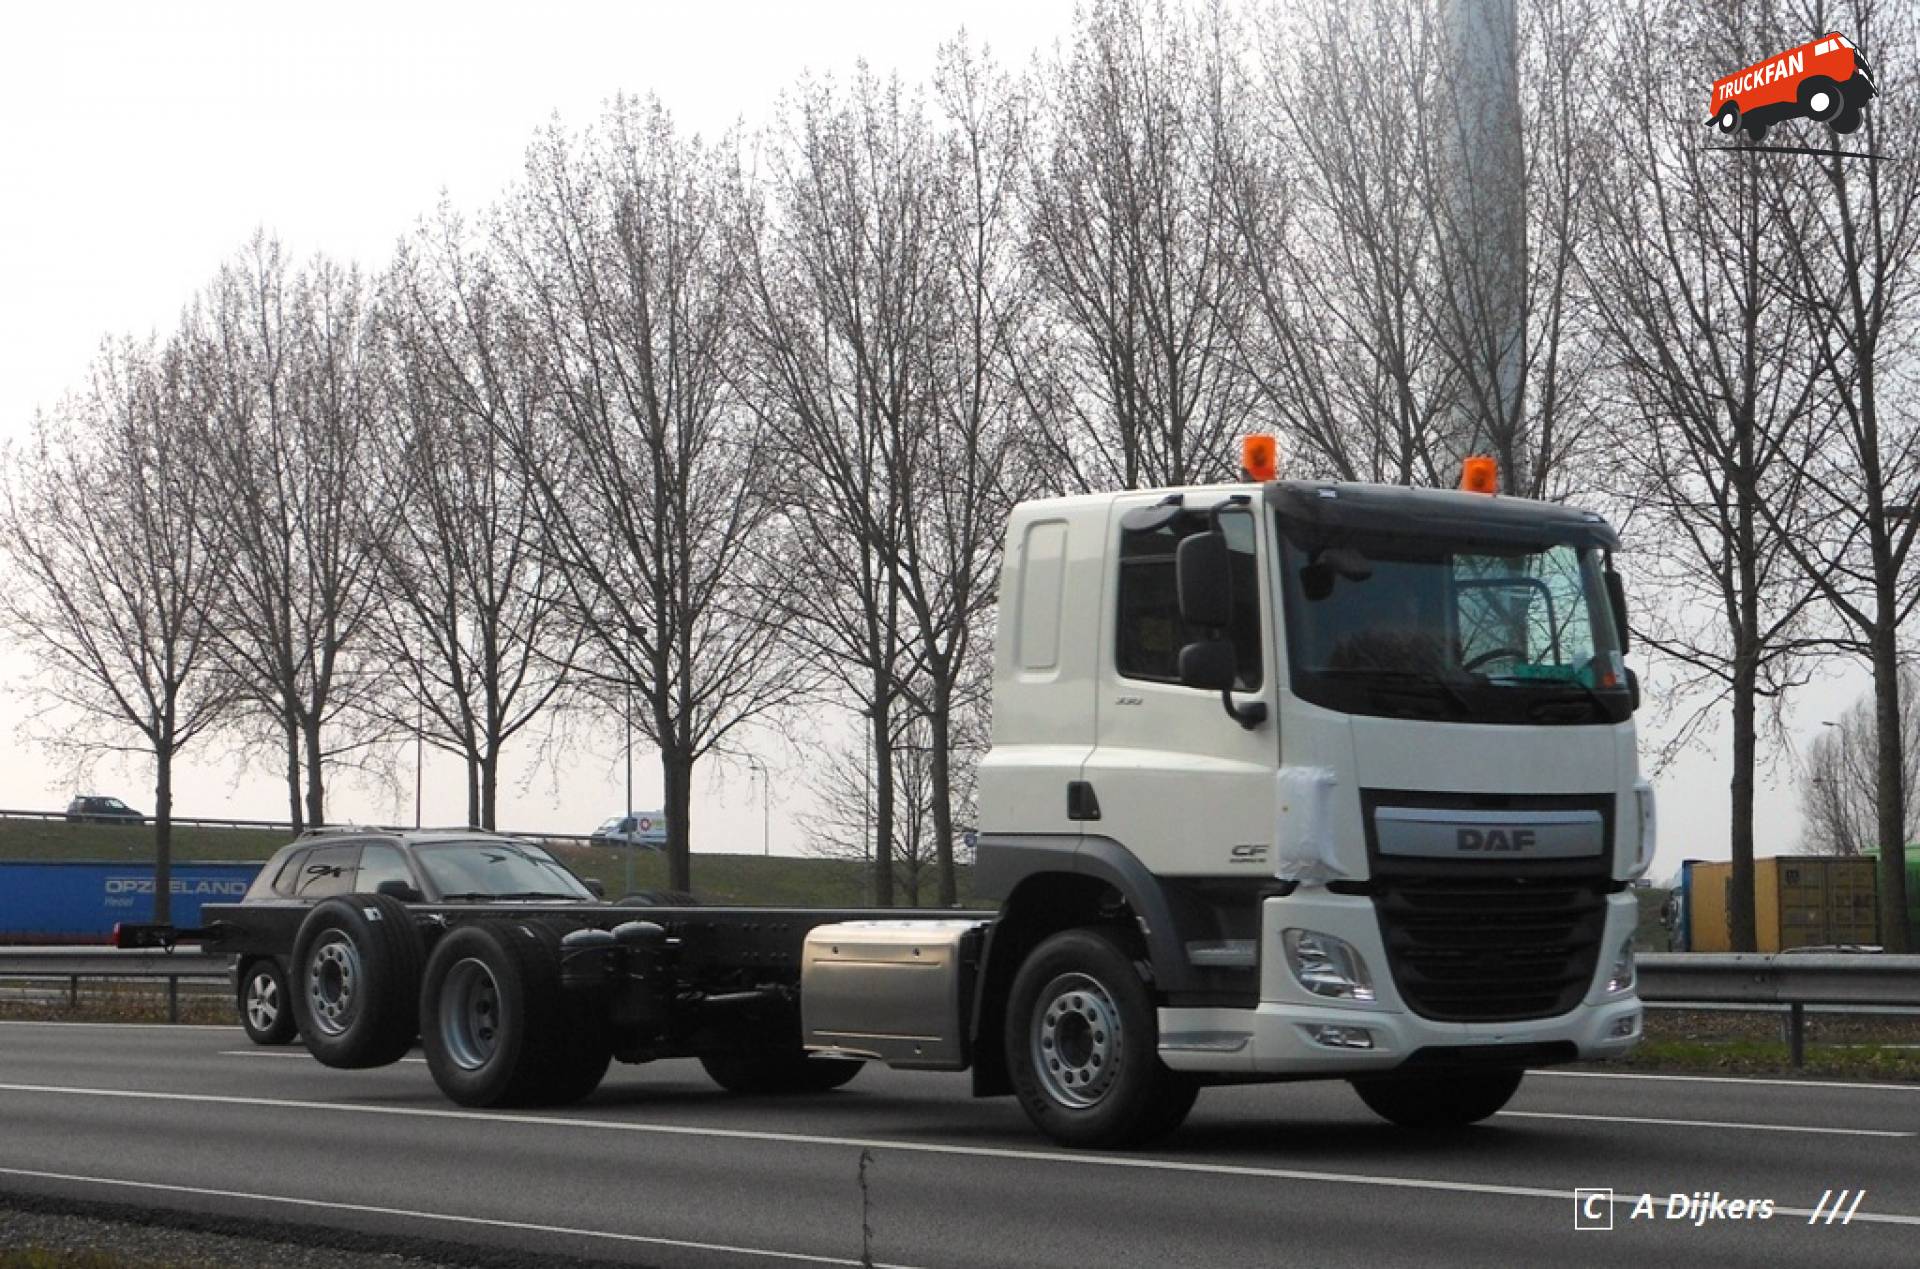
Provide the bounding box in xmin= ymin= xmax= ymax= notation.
xmin=1456 ymin=827 xmax=1535 ymax=852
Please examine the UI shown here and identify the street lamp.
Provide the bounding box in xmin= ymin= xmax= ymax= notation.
xmin=745 ymin=754 xmax=770 ymax=857
xmin=624 ymin=679 xmax=636 ymax=899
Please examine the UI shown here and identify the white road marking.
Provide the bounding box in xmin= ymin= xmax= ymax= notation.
xmin=0 ymin=1166 xmax=924 ymax=1268
xmin=1 ymin=1082 xmax=1917 ymax=1226
xmin=1497 ymin=1109 xmax=1912 ymax=1137
xmin=207 ymin=1053 xmax=1915 ymax=1136
xmin=0 ymin=1020 xmax=236 ymax=1032
xmin=1537 ymin=1069 xmax=1920 ymax=1093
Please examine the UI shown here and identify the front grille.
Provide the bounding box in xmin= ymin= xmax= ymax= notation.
xmin=1373 ymin=865 xmax=1610 ymax=1022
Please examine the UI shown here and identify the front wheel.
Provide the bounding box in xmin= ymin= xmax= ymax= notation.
xmin=1351 ymin=1068 xmax=1524 ymax=1130
xmin=1005 ymin=928 xmax=1198 ymax=1148
xmin=238 ymin=959 xmax=297 ymax=1045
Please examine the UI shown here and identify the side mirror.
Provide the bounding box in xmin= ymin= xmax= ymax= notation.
xmin=583 ymin=878 xmax=606 ymax=899
xmin=374 ymin=879 xmax=423 ymax=903
xmin=1176 ymin=532 xmax=1232 ymax=629
xmin=1627 ymin=667 xmax=1641 ymax=713
xmin=1604 ymin=568 xmax=1630 ymax=655
xmin=1178 ymin=639 xmax=1237 ymax=692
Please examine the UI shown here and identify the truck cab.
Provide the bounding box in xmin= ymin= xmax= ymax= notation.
xmin=972 ymin=469 xmax=1649 ymax=1117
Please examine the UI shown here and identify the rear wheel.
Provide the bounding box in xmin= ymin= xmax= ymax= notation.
xmin=1351 ymin=1069 xmax=1524 ymax=1130
xmin=237 ymin=959 xmax=297 ymax=1045
xmin=700 ymin=1050 xmax=864 ymax=1094
xmin=291 ymin=894 xmax=424 ymax=1069
xmin=420 ymin=920 xmax=611 ymax=1107
xmin=1005 ymin=928 xmax=1198 ymax=1148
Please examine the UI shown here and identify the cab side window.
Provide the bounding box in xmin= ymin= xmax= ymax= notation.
xmin=292 ymin=844 xmax=362 ymax=900
xmin=1115 ymin=512 xmax=1263 ymax=690
xmin=354 ymin=843 xmax=414 ymax=896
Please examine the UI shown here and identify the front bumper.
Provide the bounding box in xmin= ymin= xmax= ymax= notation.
xmin=1157 ymin=889 xmax=1643 ymax=1075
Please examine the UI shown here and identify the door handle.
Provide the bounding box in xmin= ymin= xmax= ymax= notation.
xmin=1067 ymin=781 xmax=1101 ymax=822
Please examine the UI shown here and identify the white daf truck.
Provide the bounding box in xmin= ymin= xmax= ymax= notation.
xmin=133 ymin=455 xmax=1650 ymax=1149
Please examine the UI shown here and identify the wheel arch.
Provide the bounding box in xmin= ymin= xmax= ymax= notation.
xmin=968 ymin=836 xmax=1192 ymax=1097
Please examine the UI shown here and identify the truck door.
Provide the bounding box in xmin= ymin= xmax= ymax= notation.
xmin=1081 ymin=495 xmax=1277 ymax=880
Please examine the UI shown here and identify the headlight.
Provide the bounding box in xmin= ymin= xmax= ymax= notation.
xmin=1606 ymin=934 xmax=1636 ymax=995
xmin=1283 ymin=929 xmax=1375 ymax=1001
xmin=1631 ymin=781 xmax=1657 ymax=879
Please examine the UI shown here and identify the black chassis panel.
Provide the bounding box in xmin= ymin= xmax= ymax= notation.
xmin=202 ymin=901 xmax=994 ymax=992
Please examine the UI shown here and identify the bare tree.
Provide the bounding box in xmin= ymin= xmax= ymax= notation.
xmin=498 ymin=100 xmax=808 ymax=891
xmin=188 ymin=237 xmax=394 ymax=829
xmin=0 ymin=337 xmax=235 ymax=920
xmin=1232 ymin=0 xmax=1457 ymax=484
xmin=743 ymin=50 xmax=1031 ymax=905
xmin=1023 ymin=0 xmax=1261 ymax=491
xmin=372 ymin=214 xmax=581 ymax=828
xmin=738 ymin=68 xmax=941 ymax=906
xmin=1583 ymin=0 xmax=1834 ymax=949
xmin=1752 ymin=0 xmax=1920 ymax=949
xmin=1801 ymin=669 xmax=1920 ymax=859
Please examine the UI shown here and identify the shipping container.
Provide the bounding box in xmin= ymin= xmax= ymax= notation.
xmin=1683 ymin=856 xmax=1878 ymax=953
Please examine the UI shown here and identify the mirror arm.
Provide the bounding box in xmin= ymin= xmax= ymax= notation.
xmin=1220 ymin=691 xmax=1267 ymax=730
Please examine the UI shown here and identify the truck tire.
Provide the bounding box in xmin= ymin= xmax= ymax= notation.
xmin=291 ymin=894 xmax=424 ymax=1069
xmin=237 ymin=957 xmax=297 ymax=1046
xmin=420 ymin=920 xmax=611 ymax=1107
xmin=1351 ymin=1069 xmax=1524 ymax=1130
xmin=699 ymin=1050 xmax=864 ymax=1095
xmin=1005 ymin=928 xmax=1199 ymax=1148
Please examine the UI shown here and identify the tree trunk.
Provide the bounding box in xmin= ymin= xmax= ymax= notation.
xmin=662 ymin=746 xmax=693 ymax=894
xmin=1728 ymin=662 xmax=1758 ymax=953
xmin=153 ymin=744 xmax=174 ymax=925
xmin=1870 ymin=622 xmax=1910 ymax=952
xmin=284 ymin=710 xmax=303 ymax=833
xmin=871 ymin=704 xmax=895 ymax=907
xmin=480 ymin=748 xmax=499 ymax=831
xmin=929 ymin=684 xmax=957 ymax=907
xmin=302 ymin=717 xmax=325 ymax=827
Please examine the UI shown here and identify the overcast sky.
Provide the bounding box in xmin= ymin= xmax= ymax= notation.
xmin=0 ymin=0 xmax=1862 ymax=877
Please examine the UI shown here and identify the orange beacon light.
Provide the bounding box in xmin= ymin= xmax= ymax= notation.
xmin=1460 ymin=455 xmax=1499 ymax=495
xmin=1241 ymin=435 xmax=1279 ymax=483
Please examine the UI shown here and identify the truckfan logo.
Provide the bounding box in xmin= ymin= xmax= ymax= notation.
xmin=1707 ymin=32 xmax=1876 ymax=145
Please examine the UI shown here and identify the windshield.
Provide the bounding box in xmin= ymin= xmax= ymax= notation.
xmin=413 ymin=840 xmax=595 ymax=900
xmin=1278 ymin=522 xmax=1629 ymax=725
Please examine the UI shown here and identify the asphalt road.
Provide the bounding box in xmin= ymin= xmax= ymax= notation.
xmin=1 ymin=1021 xmax=1916 ymax=1268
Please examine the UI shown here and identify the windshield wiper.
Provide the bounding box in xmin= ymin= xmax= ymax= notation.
xmin=1315 ymin=667 xmax=1472 ymax=716
xmin=437 ymin=890 xmax=584 ymax=902
xmin=1520 ymin=678 xmax=1616 ymax=722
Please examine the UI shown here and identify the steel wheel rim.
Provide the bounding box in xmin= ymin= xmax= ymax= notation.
xmin=439 ymin=957 xmax=503 ymax=1071
xmin=1031 ymin=972 xmax=1122 ymax=1109
xmin=246 ymin=969 xmax=280 ymax=1032
xmin=306 ymin=933 xmax=362 ymax=1037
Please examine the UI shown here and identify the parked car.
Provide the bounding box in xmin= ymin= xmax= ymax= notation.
xmin=228 ymin=827 xmax=604 ymax=1046
xmin=64 ymin=796 xmax=143 ymax=824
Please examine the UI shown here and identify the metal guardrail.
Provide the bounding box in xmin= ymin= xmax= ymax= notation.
xmin=2 ymin=947 xmax=1915 ymax=1059
xmin=1637 ymin=952 xmax=1920 ymax=1066
xmin=0 ymin=808 xmax=606 ymax=846
xmin=0 ymin=946 xmax=229 ymax=1023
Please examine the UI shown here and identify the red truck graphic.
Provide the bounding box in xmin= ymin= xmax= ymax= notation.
xmin=1707 ymin=32 xmax=1876 ymax=142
